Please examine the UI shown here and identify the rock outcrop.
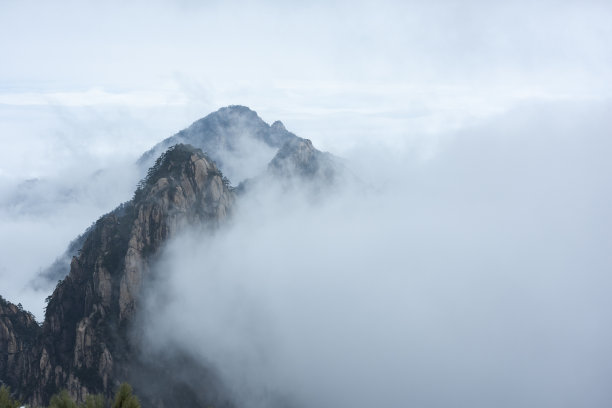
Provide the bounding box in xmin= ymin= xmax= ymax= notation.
xmin=0 ymin=297 xmax=40 ymax=396
xmin=36 ymin=106 xmax=346 ymax=287
xmin=1 ymin=106 xmax=348 ymax=407
xmin=2 ymin=144 xmax=235 ymax=407
xmin=268 ymin=137 xmax=341 ymax=182
xmin=138 ymin=105 xmax=299 ymax=182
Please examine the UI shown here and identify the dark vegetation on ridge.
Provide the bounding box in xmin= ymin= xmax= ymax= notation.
xmin=0 ymin=382 xmax=141 ymax=408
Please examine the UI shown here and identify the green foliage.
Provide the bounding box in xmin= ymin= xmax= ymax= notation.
xmin=222 ymin=175 xmax=231 ymax=187
xmin=1 ymin=382 xmax=141 ymax=408
xmin=47 ymin=385 xmax=140 ymax=408
xmin=48 ymin=390 xmax=105 ymax=408
xmin=48 ymin=390 xmax=77 ymax=408
xmin=82 ymin=394 xmax=105 ymax=408
xmin=112 ymin=383 xmax=140 ymax=408
xmin=132 ymin=143 xmax=221 ymax=202
xmin=0 ymin=385 xmax=21 ymax=408
xmin=133 ymin=145 xmax=174 ymax=202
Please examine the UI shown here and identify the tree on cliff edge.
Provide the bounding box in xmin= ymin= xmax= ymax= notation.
xmin=0 ymin=385 xmax=21 ymax=408
xmin=48 ymin=390 xmax=77 ymax=408
xmin=111 ymin=383 xmax=140 ymax=408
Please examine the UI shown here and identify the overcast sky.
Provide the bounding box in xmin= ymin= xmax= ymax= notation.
xmin=0 ymin=2 xmax=611 ymax=406
xmin=1 ymin=0 xmax=610 ymax=166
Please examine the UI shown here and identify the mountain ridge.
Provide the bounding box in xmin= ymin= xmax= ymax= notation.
xmin=2 ymin=106 xmax=345 ymax=406
xmin=34 ymin=106 xmax=344 ymax=289
xmin=2 ymin=144 xmax=236 ymax=406
xmin=138 ymin=105 xmax=299 ymax=183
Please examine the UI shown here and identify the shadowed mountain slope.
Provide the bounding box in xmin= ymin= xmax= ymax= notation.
xmin=1 ymin=144 xmax=235 ymax=407
xmin=33 ymin=106 xmax=346 ymax=290
xmin=139 ymin=105 xmax=298 ymax=183
xmin=4 ymin=106 xmax=348 ymax=407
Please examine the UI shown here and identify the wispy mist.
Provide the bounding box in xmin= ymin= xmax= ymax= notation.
xmin=140 ymin=100 xmax=612 ymax=407
xmin=0 ymin=0 xmax=610 ymax=404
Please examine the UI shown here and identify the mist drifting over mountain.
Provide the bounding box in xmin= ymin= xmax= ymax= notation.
xmin=136 ymin=101 xmax=612 ymax=408
xmin=1 ymin=0 xmax=612 ymax=407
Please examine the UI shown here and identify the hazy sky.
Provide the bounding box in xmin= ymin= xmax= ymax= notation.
xmin=0 ymin=2 xmax=611 ymax=406
xmin=1 ymin=0 xmax=610 ymax=163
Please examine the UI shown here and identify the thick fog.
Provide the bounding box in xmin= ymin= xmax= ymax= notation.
xmin=1 ymin=0 xmax=611 ymax=405
xmin=140 ymin=99 xmax=612 ymax=408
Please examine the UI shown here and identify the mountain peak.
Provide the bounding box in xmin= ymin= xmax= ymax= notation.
xmin=202 ymin=105 xmax=261 ymax=125
xmin=133 ymin=143 xmax=231 ymax=219
xmin=217 ymin=104 xmax=257 ymax=115
xmin=7 ymin=141 xmax=236 ymax=407
xmin=268 ymin=137 xmax=339 ymax=181
xmin=137 ymin=144 xmax=212 ymax=191
xmin=2 ymin=106 xmax=347 ymax=406
xmin=138 ymin=105 xmax=298 ymax=182
xmin=271 ymin=120 xmax=286 ymax=131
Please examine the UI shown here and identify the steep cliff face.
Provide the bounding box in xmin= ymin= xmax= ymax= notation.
xmin=35 ymin=106 xmax=345 ymax=288
xmin=2 ymin=106 xmax=347 ymax=407
xmin=10 ymin=144 xmax=235 ymax=407
xmin=0 ymin=297 xmax=40 ymax=396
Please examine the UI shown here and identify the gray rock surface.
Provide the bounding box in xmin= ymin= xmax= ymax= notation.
xmin=2 ymin=106 xmax=348 ymax=407
xmin=2 ymin=144 xmax=235 ymax=407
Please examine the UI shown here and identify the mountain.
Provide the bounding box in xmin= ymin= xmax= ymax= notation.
xmin=139 ymin=105 xmax=348 ymax=186
xmin=33 ymin=106 xmax=345 ymax=289
xmin=2 ymin=106 xmax=344 ymax=406
xmin=0 ymin=296 xmax=39 ymax=397
xmin=1 ymin=144 xmax=235 ymax=406
xmin=268 ymin=137 xmax=341 ymax=181
xmin=139 ymin=105 xmax=299 ymax=183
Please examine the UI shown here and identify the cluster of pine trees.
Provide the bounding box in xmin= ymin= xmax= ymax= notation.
xmin=0 ymin=383 xmax=140 ymax=408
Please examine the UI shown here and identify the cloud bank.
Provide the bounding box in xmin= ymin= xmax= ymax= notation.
xmin=140 ymin=99 xmax=612 ymax=408
xmin=0 ymin=1 xmax=609 ymax=404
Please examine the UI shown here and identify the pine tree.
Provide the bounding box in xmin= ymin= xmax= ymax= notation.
xmin=111 ymin=383 xmax=140 ymax=408
xmin=82 ymin=394 xmax=105 ymax=408
xmin=48 ymin=390 xmax=77 ymax=408
xmin=0 ymin=385 xmax=21 ymax=408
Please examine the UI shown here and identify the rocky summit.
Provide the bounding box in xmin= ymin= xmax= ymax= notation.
xmin=36 ymin=106 xmax=344 ymax=288
xmin=0 ymin=106 xmax=343 ymax=407
xmin=138 ymin=105 xmax=300 ymax=184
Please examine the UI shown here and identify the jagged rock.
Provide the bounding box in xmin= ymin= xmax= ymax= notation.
xmin=138 ymin=105 xmax=299 ymax=182
xmin=35 ymin=106 xmax=346 ymax=288
xmin=2 ymin=144 xmax=235 ymax=407
xmin=0 ymin=296 xmax=40 ymax=396
xmin=268 ymin=137 xmax=340 ymax=181
xmin=2 ymin=106 xmax=347 ymax=407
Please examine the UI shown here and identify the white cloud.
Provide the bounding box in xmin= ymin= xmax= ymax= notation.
xmin=0 ymin=88 xmax=189 ymax=107
xmin=140 ymin=99 xmax=612 ymax=408
xmin=0 ymin=0 xmax=610 ymax=403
